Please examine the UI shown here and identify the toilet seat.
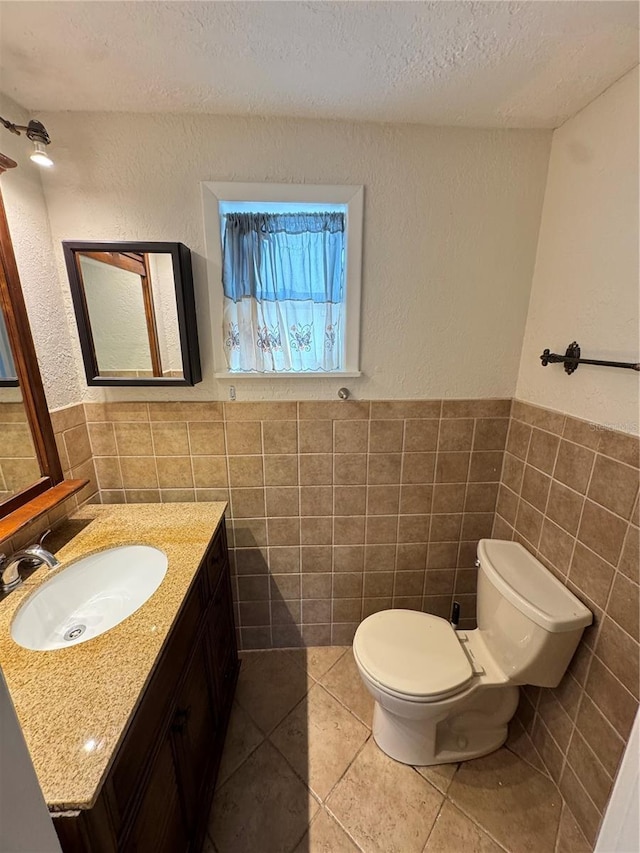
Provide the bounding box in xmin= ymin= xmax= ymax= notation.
xmin=353 ymin=610 xmax=474 ymax=702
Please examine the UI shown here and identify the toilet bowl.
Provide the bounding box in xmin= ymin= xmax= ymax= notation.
xmin=353 ymin=539 xmax=592 ymax=766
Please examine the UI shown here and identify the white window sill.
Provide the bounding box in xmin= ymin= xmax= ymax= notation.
xmin=214 ymin=370 xmax=362 ymax=380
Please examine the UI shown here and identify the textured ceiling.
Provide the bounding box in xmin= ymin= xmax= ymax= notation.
xmin=0 ymin=1 xmax=637 ymax=128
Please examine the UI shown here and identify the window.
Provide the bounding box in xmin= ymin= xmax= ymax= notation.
xmin=202 ymin=183 xmax=363 ymax=377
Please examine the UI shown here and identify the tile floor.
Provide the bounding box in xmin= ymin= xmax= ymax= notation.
xmin=206 ymin=648 xmax=592 ymax=853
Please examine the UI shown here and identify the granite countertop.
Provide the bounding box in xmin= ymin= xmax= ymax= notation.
xmin=0 ymin=502 xmax=227 ymax=812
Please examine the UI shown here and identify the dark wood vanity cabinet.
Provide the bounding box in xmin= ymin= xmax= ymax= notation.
xmin=53 ymin=522 xmax=239 ymax=853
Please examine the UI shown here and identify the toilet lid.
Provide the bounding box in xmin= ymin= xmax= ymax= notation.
xmin=353 ymin=610 xmax=473 ymax=699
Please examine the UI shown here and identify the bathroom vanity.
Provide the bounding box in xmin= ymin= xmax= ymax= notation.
xmin=0 ymin=503 xmax=237 ymax=853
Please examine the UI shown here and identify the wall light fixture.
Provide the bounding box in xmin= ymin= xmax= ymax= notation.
xmin=0 ymin=116 xmax=53 ymax=167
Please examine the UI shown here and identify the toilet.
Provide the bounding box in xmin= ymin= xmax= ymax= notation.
xmin=353 ymin=539 xmax=592 ymax=766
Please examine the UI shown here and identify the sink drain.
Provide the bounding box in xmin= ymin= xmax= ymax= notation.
xmin=64 ymin=624 xmax=86 ymax=641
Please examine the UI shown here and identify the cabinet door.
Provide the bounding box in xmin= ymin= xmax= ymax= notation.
xmin=171 ymin=629 xmax=218 ymax=832
xmin=209 ymin=570 xmax=238 ymax=715
xmin=121 ymin=735 xmax=188 ymax=853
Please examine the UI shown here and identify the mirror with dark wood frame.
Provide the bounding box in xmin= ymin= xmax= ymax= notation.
xmin=0 ymin=153 xmax=86 ymax=535
xmin=63 ymin=241 xmax=202 ymax=387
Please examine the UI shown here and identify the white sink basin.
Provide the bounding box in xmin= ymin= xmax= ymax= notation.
xmin=11 ymin=545 xmax=168 ymax=651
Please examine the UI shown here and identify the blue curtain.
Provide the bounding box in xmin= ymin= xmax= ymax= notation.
xmin=221 ymin=211 xmax=346 ymax=373
xmin=222 ymin=212 xmax=345 ymax=303
xmin=0 ymin=312 xmax=16 ymax=380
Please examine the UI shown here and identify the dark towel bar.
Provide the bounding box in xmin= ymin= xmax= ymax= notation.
xmin=540 ymin=341 xmax=640 ymax=375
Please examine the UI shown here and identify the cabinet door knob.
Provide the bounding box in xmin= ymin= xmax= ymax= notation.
xmin=172 ymin=706 xmax=191 ymax=734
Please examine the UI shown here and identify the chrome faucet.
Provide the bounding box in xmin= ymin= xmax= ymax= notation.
xmin=0 ymin=529 xmax=60 ymax=592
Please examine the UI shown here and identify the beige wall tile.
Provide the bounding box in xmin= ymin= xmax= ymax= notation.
xmin=151 ymin=422 xmax=190 ymax=456
xmin=114 ymin=422 xmax=153 ymax=456
xmin=404 ymin=419 xmax=439 ymax=452
xmin=334 ymin=420 xmax=369 ymax=452
xmin=224 ymin=401 xmax=296 ymax=421
xmin=527 ymin=428 xmax=560 ymax=474
xmin=226 ymin=421 xmax=262 ymax=454
xmin=231 ymin=488 xmax=266 ymax=518
xmin=300 ymin=454 xmax=333 ymax=485
xmin=264 ymin=455 xmax=298 ymax=486
xmin=554 ymin=441 xmax=595 ymax=494
xmin=367 ymin=485 xmax=400 ymax=515
xmin=506 ymin=420 xmax=532 ymax=459
xmin=262 ymin=420 xmax=298 ymax=454
xmin=265 ymin=487 xmax=300 ymax=517
xmin=334 ymin=454 xmax=367 ymax=485
xmin=436 ymin=453 xmax=470 ymax=483
xmin=94 ymin=456 xmax=123 ymax=490
xmin=87 ymin=422 xmax=117 ymax=456
xmin=120 ymin=456 xmax=158 ymax=489
xmin=188 ymin=421 xmax=226 ymax=455
xmin=300 ymin=485 xmax=333 ymax=516
xmin=192 ymin=456 xmax=229 ymax=488
xmin=587 ymin=455 xmax=639 ymax=519
xmin=400 ymin=453 xmax=435 ymax=485
xmin=365 ymin=515 xmax=398 ymax=544
xmin=334 ymin=486 xmax=366 ymax=516
xmin=64 ymin=423 xmax=92 ymax=468
xmin=267 ymin=517 xmax=301 ymax=546
xmin=299 ymin=420 xmax=333 ymax=453
xmin=371 ymin=400 xmax=441 ymax=419
xmin=300 ymin=517 xmax=333 ymax=546
xmin=156 ymin=456 xmax=194 ymax=489
xmin=334 ymin=516 xmax=366 ymax=546
xmin=229 ymin=456 xmax=264 ymax=488
xmin=520 ymin=465 xmax=551 ymax=512
xmin=577 ymin=500 xmax=628 ymax=565
xmin=369 ymin=420 xmax=403 ymax=453
xmin=298 ymin=401 xmax=370 ymax=420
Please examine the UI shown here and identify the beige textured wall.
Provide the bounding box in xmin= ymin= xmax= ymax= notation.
xmin=36 ymin=112 xmax=550 ymax=402
xmin=0 ymin=93 xmax=82 ymax=410
xmin=516 ymin=66 xmax=639 ymax=434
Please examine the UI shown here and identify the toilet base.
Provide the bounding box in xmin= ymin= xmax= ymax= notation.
xmin=371 ymin=686 xmax=518 ymax=766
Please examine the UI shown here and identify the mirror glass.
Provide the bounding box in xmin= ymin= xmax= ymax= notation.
xmin=0 ymin=307 xmax=40 ymax=504
xmin=76 ymin=251 xmax=183 ymax=379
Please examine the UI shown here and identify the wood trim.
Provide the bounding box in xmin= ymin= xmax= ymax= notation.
xmin=0 ymin=155 xmax=64 ymax=519
xmin=77 ymin=251 xmax=146 ymax=277
xmin=0 ymin=479 xmax=87 ymax=543
xmin=140 ymin=253 xmax=163 ymax=377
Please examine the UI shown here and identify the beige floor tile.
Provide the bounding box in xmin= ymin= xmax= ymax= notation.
xmin=320 ymin=649 xmax=374 ymax=728
xmin=555 ymin=803 xmax=592 ymax=853
xmin=448 ymin=748 xmax=562 ymax=853
xmin=293 ymin=807 xmax=362 ymax=853
xmin=210 ymin=740 xmax=319 ymax=853
xmin=288 ymin=645 xmax=350 ymax=680
xmin=414 ymin=762 xmax=459 ymax=794
xmin=235 ymin=650 xmax=313 ymax=733
xmin=424 ymin=801 xmax=504 ymax=852
xmin=326 ymin=739 xmax=443 ymax=853
xmin=216 ymin=701 xmax=264 ymax=787
xmin=271 ymin=684 xmax=370 ymax=801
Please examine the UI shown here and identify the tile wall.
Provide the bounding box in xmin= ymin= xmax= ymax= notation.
xmin=0 ymin=402 xmax=98 ymax=553
xmin=0 ymin=402 xmax=40 ymax=502
xmin=495 ymin=399 xmax=639 ymax=845
xmin=83 ymin=398 xmax=510 ymax=648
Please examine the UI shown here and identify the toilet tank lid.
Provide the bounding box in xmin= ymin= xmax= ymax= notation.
xmin=478 ymin=540 xmax=593 ymax=633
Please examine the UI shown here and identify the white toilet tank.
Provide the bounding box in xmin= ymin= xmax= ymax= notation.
xmin=476 ymin=539 xmax=592 ymax=688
